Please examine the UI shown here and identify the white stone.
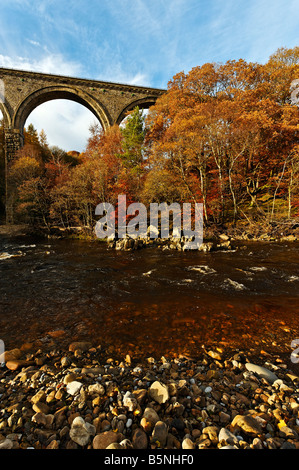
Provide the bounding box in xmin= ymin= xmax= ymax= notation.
xmin=0 ymin=438 xmax=13 ymax=449
xmin=149 ymin=381 xmax=169 ymax=404
xmin=218 ymin=427 xmax=239 ymax=445
xmin=245 ymin=363 xmax=278 ymax=384
xmin=88 ymin=383 xmax=105 ymax=395
xmin=66 ymin=380 xmax=83 ymax=395
xmin=70 ymin=416 xmax=96 ymax=446
xmin=126 ymin=418 xmax=133 ymax=428
xmin=182 ymin=438 xmax=195 ymax=449
xmin=123 ymin=391 xmax=138 ymax=411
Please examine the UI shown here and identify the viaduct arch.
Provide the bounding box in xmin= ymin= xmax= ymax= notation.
xmin=0 ymin=67 xmax=165 ymax=223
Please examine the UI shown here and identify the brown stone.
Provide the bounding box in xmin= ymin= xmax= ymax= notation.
xmin=201 ymin=426 xmax=219 ymax=445
xmin=68 ymin=341 xmax=92 ymax=352
xmin=1 ymin=348 xmax=22 ymax=362
xmin=132 ymin=428 xmax=148 ymax=449
xmin=92 ymin=431 xmax=121 ymax=449
xmin=132 ymin=389 xmax=147 ymax=405
xmin=47 ymin=330 xmax=65 ymax=338
xmin=231 ymin=414 xmax=262 ymax=435
xmin=31 ymin=390 xmax=47 ymax=404
xmin=150 ymin=421 xmax=168 ymax=447
xmin=32 ymin=402 xmax=50 ymax=414
xmin=46 ymin=440 xmax=60 ymax=449
xmin=5 ymin=359 xmax=27 ymax=370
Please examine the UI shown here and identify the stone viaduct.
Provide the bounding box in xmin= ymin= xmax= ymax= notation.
xmin=0 ymin=67 xmax=165 ymax=223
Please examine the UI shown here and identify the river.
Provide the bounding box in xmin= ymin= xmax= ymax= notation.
xmin=0 ymin=235 xmax=298 ymax=360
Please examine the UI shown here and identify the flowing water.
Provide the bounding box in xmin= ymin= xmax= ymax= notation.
xmin=0 ymin=235 xmax=298 ymax=359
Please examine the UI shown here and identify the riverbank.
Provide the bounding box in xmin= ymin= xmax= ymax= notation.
xmin=0 ymin=340 xmax=299 ymax=450
xmin=0 ymin=219 xmax=298 ymax=245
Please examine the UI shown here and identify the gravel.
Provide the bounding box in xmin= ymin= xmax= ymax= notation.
xmin=0 ymin=341 xmax=298 ymax=449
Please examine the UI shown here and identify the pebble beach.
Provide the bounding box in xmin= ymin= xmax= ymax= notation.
xmin=0 ymin=340 xmax=299 ymax=450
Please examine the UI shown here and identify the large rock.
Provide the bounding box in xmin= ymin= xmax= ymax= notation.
xmin=142 ymin=407 xmax=160 ymax=424
xmin=202 ymin=426 xmax=219 ymax=445
xmin=149 ymin=381 xmax=169 ymax=404
xmin=0 ymin=348 xmax=22 ymax=363
xmin=218 ymin=427 xmax=239 ymax=445
xmin=70 ymin=416 xmax=96 ymax=447
xmin=132 ymin=428 xmax=148 ymax=449
xmin=0 ymin=438 xmax=13 ymax=449
xmin=32 ymin=401 xmax=50 ymax=414
xmin=123 ymin=391 xmax=138 ymax=411
xmin=32 ymin=412 xmax=54 ymax=428
xmin=31 ymin=390 xmax=47 ymax=404
xmin=66 ymin=381 xmax=83 ymax=396
xmin=231 ymin=414 xmax=262 ymax=435
xmin=245 ymin=363 xmax=278 ymax=384
xmin=278 ymin=426 xmax=298 ymax=440
xmin=182 ymin=437 xmax=195 ymax=449
xmin=88 ymin=383 xmax=105 ymax=395
xmin=151 ymin=421 xmax=168 ymax=447
xmin=93 ymin=431 xmax=121 ymax=449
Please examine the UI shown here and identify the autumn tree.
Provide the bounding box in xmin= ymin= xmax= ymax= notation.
xmin=119 ymin=106 xmax=146 ymax=200
xmin=9 ymin=143 xmax=50 ymax=226
xmin=145 ymin=48 xmax=299 ymax=226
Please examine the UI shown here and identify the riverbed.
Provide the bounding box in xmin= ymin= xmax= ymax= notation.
xmin=0 ymin=235 xmax=298 ymax=361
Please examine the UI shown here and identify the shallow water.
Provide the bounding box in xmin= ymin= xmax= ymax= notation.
xmin=0 ymin=235 xmax=298 ymax=358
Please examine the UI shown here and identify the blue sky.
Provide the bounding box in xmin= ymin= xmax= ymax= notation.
xmin=0 ymin=0 xmax=298 ymax=151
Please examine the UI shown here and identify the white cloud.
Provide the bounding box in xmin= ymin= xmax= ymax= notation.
xmin=27 ymin=100 xmax=97 ymax=153
xmin=0 ymin=53 xmax=82 ymax=77
xmin=26 ymin=39 xmax=41 ymax=47
xmin=97 ymin=67 xmax=149 ymax=87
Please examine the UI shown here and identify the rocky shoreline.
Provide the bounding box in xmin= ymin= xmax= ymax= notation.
xmin=1 ymin=220 xmax=298 ymax=247
xmin=0 ymin=341 xmax=299 ymax=450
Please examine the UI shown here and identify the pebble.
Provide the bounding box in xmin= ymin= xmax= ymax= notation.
xmin=245 ymin=363 xmax=278 ymax=384
xmin=126 ymin=418 xmax=133 ymax=428
xmin=218 ymin=427 xmax=239 ymax=445
xmin=70 ymin=416 xmax=96 ymax=447
xmin=149 ymin=381 xmax=169 ymax=404
xmin=0 ymin=438 xmax=14 ymax=449
xmin=66 ymin=381 xmax=83 ymax=396
xmin=132 ymin=428 xmax=148 ymax=449
xmin=182 ymin=437 xmax=195 ymax=449
xmin=93 ymin=431 xmax=121 ymax=449
xmin=151 ymin=421 xmax=168 ymax=447
xmin=0 ymin=341 xmax=298 ymax=451
xmin=123 ymin=391 xmax=138 ymax=411
xmin=231 ymin=414 xmax=262 ymax=435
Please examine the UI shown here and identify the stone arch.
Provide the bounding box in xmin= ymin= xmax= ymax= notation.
xmin=115 ymin=96 xmax=158 ymax=125
xmin=13 ymin=86 xmax=112 ymax=134
xmin=0 ymin=101 xmax=12 ymax=128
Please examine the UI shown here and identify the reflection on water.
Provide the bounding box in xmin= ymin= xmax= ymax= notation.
xmin=0 ymin=236 xmax=298 ymax=358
